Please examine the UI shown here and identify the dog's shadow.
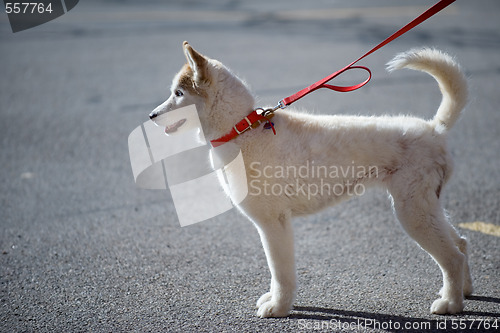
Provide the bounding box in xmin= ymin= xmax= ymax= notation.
xmin=464 ymin=295 xmax=500 ymax=317
xmin=291 ymin=296 xmax=500 ymax=332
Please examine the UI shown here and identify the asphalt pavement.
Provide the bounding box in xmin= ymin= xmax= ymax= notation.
xmin=1 ymin=0 xmax=499 ymax=332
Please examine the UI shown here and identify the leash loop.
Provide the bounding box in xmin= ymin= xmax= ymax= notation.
xmin=318 ymin=65 xmax=372 ymax=93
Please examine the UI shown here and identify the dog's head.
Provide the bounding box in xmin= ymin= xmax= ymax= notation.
xmin=149 ymin=42 xmax=255 ymax=139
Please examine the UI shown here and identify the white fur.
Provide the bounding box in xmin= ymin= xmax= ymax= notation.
xmin=150 ymin=43 xmax=472 ymax=317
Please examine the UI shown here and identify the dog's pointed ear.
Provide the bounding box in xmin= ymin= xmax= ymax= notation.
xmin=183 ymin=41 xmax=208 ymax=85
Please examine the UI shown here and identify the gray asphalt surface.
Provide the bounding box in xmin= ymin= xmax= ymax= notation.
xmin=1 ymin=0 xmax=499 ymax=332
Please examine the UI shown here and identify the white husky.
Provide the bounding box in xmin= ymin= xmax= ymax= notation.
xmin=149 ymin=42 xmax=472 ymax=317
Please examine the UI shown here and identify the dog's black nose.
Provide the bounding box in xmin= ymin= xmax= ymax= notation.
xmin=149 ymin=113 xmax=157 ymax=120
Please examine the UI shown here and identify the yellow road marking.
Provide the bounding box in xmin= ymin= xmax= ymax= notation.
xmin=459 ymin=221 xmax=500 ymax=237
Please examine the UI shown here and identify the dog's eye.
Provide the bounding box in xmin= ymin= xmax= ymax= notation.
xmin=175 ymin=90 xmax=183 ymax=97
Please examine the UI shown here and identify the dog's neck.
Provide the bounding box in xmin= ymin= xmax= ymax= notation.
xmin=199 ymin=74 xmax=256 ymax=142
xmin=202 ymin=105 xmax=256 ymax=144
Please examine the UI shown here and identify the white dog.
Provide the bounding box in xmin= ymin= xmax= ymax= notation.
xmin=149 ymin=42 xmax=472 ymax=317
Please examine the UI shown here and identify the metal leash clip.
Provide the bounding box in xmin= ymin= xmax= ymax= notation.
xmin=256 ymin=100 xmax=287 ymax=118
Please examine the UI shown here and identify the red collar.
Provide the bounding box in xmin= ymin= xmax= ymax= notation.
xmin=210 ymin=109 xmax=276 ymax=147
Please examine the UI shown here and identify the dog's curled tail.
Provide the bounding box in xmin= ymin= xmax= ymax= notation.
xmin=387 ymin=48 xmax=467 ymax=132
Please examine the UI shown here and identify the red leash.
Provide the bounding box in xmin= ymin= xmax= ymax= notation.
xmin=281 ymin=0 xmax=456 ymax=106
xmin=211 ymin=0 xmax=456 ymax=147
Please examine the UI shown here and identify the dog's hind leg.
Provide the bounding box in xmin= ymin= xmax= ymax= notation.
xmin=445 ymin=223 xmax=473 ymax=296
xmin=253 ymin=210 xmax=296 ymax=318
xmin=390 ymin=180 xmax=466 ymax=314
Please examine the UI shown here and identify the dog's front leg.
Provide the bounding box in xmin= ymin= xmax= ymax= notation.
xmin=254 ymin=212 xmax=296 ymax=318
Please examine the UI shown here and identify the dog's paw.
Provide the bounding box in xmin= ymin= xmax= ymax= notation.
xmin=257 ymin=300 xmax=291 ymax=318
xmin=256 ymin=292 xmax=272 ymax=309
xmin=431 ymin=298 xmax=464 ymax=314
